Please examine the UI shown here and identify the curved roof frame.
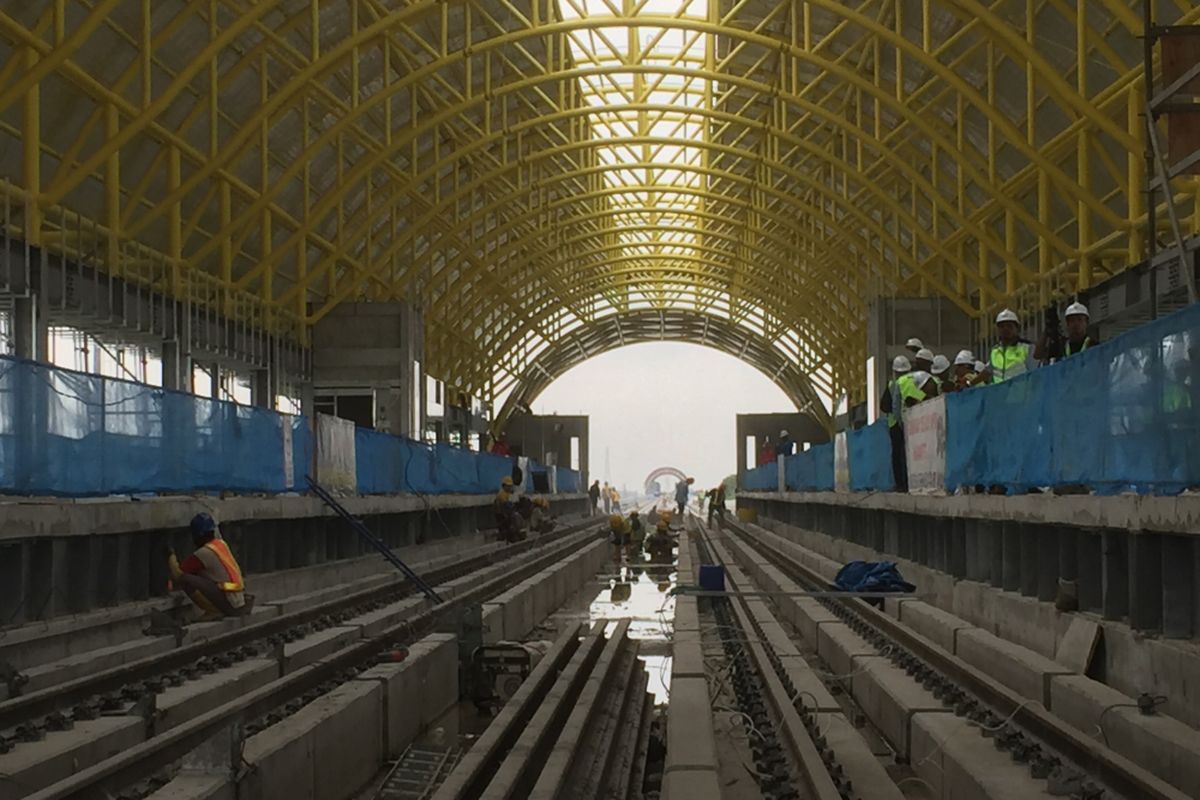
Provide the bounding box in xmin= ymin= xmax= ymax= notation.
xmin=495 ymin=307 xmax=834 ymax=431
xmin=1 ymin=0 xmax=1197 ymax=407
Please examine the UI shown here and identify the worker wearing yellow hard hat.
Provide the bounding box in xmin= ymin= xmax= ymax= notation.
xmin=494 ymin=476 xmax=520 ymax=542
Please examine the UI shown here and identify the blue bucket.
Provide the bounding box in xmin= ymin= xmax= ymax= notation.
xmin=698 ymin=564 xmax=726 ymax=592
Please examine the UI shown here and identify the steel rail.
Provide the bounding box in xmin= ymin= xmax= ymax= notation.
xmin=693 ymin=522 xmax=845 ymax=800
xmin=724 ymin=518 xmax=1191 ymax=800
xmin=24 ymin=526 xmax=604 ymax=800
xmin=0 ymin=518 xmax=599 ymax=732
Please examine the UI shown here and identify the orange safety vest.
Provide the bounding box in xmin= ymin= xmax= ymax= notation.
xmin=204 ymin=539 xmax=245 ymax=593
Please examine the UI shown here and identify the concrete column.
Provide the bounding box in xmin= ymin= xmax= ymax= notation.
xmin=1101 ymin=530 xmax=1129 ymax=621
xmin=0 ymin=542 xmax=29 ymax=624
xmin=1128 ymin=534 xmax=1163 ymax=632
xmin=1020 ymin=527 xmax=1039 ymax=598
xmin=1037 ymin=529 xmax=1058 ymax=602
xmin=1161 ymin=536 xmax=1195 ymax=639
xmin=252 ymin=367 xmax=274 ymax=409
xmin=12 ymin=293 xmax=48 ymax=361
xmin=129 ymin=532 xmax=150 ymax=601
xmin=987 ymin=521 xmax=1004 ymax=588
xmin=28 ymin=539 xmax=57 ymax=620
xmin=1077 ymin=530 xmax=1102 ymax=612
xmin=948 ymin=519 xmax=966 ymax=578
xmin=1002 ymin=523 xmax=1022 ymax=592
xmin=161 ymin=339 xmax=191 ymax=392
xmin=210 ymin=363 xmax=221 ymax=399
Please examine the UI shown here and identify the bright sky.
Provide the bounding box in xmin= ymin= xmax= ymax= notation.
xmin=532 ymin=342 xmax=795 ymax=494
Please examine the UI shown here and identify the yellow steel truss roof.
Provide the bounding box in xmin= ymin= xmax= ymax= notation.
xmin=1 ymin=0 xmax=1198 ymax=415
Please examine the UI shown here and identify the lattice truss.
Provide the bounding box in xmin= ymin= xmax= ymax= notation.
xmin=1 ymin=0 xmax=1198 ymax=418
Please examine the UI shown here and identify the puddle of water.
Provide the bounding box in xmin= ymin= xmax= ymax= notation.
xmin=587 ymin=553 xmax=677 ymax=704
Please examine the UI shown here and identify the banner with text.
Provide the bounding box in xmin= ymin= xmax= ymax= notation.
xmin=904 ymin=395 xmax=947 ymax=494
xmin=834 ymin=432 xmax=850 ymax=492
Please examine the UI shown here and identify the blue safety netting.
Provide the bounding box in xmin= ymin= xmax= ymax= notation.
xmin=784 ymin=443 xmax=835 ymax=491
xmin=0 ymin=357 xmax=296 ymax=496
xmin=849 ymin=421 xmax=895 ymax=492
xmin=556 ymin=466 xmax=580 ymax=493
xmin=945 ymin=302 xmax=1200 ymax=494
xmin=739 ymin=463 xmax=777 ymax=491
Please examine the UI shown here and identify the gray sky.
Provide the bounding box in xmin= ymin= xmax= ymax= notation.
xmin=533 ymin=342 xmax=795 ymax=493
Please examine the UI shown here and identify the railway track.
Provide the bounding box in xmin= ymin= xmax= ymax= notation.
xmin=711 ymin=515 xmax=1191 ymax=800
xmin=11 ymin=519 xmax=606 ymax=800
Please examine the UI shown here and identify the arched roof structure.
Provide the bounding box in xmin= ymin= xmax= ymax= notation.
xmin=644 ymin=466 xmax=687 ymax=495
xmin=495 ymin=308 xmax=832 ymax=429
xmin=1 ymin=1 xmax=1197 ymax=410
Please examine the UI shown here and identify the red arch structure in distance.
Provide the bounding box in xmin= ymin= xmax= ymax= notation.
xmin=644 ymin=466 xmax=688 ymax=496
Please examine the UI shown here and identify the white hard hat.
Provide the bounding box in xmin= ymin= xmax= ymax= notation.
xmin=910 ymin=370 xmax=933 ymax=387
xmin=995 ymin=308 xmax=1019 ymax=325
xmin=930 ymin=355 xmax=950 ymax=375
xmin=1065 ymin=301 xmax=1089 ymax=318
xmin=974 ymin=360 xmax=987 ymax=372
xmin=915 ymin=348 xmax=934 ymax=362
xmin=892 ymin=355 xmax=911 ymax=373
xmin=779 ymin=429 xmax=789 ymax=437
xmin=905 ymin=337 xmax=924 ymax=350
xmin=954 ymin=349 xmax=975 ymax=366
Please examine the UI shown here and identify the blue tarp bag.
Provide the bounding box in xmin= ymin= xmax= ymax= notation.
xmin=833 ymin=560 xmax=915 ymax=594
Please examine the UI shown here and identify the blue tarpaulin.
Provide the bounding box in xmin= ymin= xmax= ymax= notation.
xmin=833 ymin=561 xmax=915 ymax=594
xmin=945 ymin=302 xmax=1200 ymax=494
xmin=848 ymin=422 xmax=894 ymax=492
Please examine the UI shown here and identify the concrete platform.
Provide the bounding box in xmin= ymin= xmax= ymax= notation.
xmin=846 ymin=658 xmax=952 ymax=760
xmin=738 ymin=490 xmax=1200 ymax=536
xmin=1049 ymin=674 xmax=1200 ymax=799
xmin=354 ymin=634 xmax=459 ymax=758
xmin=909 ymin=711 xmax=1059 ymax=800
xmin=954 ymin=629 xmax=1072 ymax=707
xmin=0 ymin=717 xmax=145 ymax=800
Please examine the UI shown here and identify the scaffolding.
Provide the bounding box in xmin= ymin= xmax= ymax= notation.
xmin=1144 ymin=0 xmax=1200 ymax=310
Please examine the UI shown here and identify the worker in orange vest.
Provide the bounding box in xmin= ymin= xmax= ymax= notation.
xmin=168 ymin=513 xmax=248 ymax=620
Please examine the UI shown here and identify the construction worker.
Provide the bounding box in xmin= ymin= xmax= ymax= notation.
xmin=602 ymin=482 xmax=612 ymax=514
xmin=881 ymin=355 xmax=911 ymax=491
xmin=904 ymin=337 xmax=924 ymax=355
xmin=673 ymin=478 xmax=689 ymax=515
xmin=588 ymin=480 xmax=601 ymax=516
xmin=608 ymin=513 xmax=631 ymax=561
xmin=706 ymin=483 xmax=726 ymax=527
xmin=913 ymin=347 xmax=934 ymax=374
xmin=169 ymin=513 xmax=247 ymax=620
xmin=930 ymin=354 xmax=952 ymax=393
xmin=1061 ymin=303 xmax=1097 ymax=357
xmin=777 ymin=429 xmax=795 ymax=457
xmin=494 ymin=476 xmax=521 ymax=542
xmin=645 ymin=520 xmax=674 ymax=562
xmin=948 ymin=350 xmax=983 ymax=392
xmin=987 ymin=309 xmax=1036 ymax=383
xmin=627 ymin=510 xmax=645 ymax=558
xmin=530 ymin=496 xmax=556 ymax=534
xmin=610 ymin=485 xmax=622 ymax=512
xmin=899 ymin=371 xmax=936 ymax=407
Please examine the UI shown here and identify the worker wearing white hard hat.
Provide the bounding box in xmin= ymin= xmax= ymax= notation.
xmin=987 ymin=308 xmax=1035 ymax=384
xmin=904 ymin=337 xmax=924 ymax=354
xmin=880 ymin=354 xmax=913 ymax=490
xmin=929 ymin=354 xmax=952 ymax=392
xmin=1034 ymin=300 xmax=1099 ymax=365
xmin=913 ymin=348 xmax=934 ymax=373
xmin=947 ymin=350 xmax=983 ymax=392
xmin=898 ymin=370 xmax=936 ymax=408
xmin=777 ymin=429 xmax=795 ymax=457
xmin=1062 ymin=302 xmax=1096 ymax=357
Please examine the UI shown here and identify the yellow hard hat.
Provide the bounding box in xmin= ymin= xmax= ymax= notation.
xmin=656 ymin=520 xmax=669 ymax=531
xmin=501 ymin=476 xmax=514 ymax=487
xmin=609 ymin=514 xmax=624 ymax=529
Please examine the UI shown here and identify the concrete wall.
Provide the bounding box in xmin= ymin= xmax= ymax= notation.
xmin=866 ymin=297 xmax=974 ymax=412
xmin=737 ymin=491 xmax=1200 ymax=729
xmin=505 ymin=413 xmax=589 ymax=480
xmin=735 ymin=413 xmax=828 ymax=474
xmin=0 ymin=493 xmax=588 ymax=625
xmin=312 ymin=302 xmax=424 ymax=437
